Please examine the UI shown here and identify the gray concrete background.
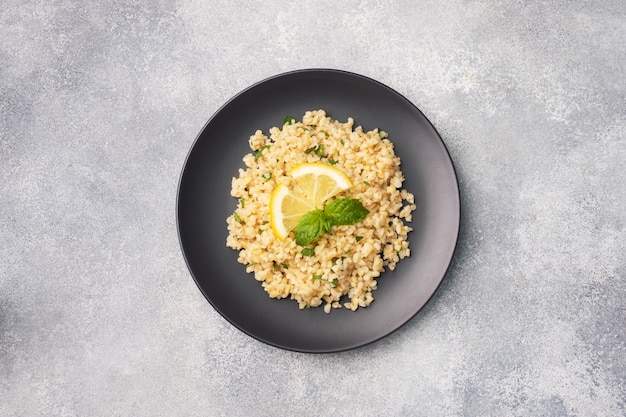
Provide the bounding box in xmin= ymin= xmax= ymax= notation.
xmin=1 ymin=1 xmax=624 ymax=416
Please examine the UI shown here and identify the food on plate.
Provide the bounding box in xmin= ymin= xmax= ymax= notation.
xmin=226 ymin=110 xmax=416 ymax=312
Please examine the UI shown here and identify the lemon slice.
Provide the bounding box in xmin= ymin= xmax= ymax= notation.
xmin=269 ymin=163 xmax=353 ymax=241
xmin=289 ymin=162 xmax=353 ymax=209
xmin=269 ymin=183 xmax=315 ymax=241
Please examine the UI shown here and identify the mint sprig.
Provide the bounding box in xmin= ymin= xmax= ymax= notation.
xmin=294 ymin=198 xmax=369 ymax=246
xmin=294 ymin=210 xmax=332 ymax=246
xmin=324 ymin=198 xmax=370 ymax=225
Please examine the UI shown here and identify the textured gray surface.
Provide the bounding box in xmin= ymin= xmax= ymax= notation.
xmin=1 ymin=0 xmax=625 ymax=416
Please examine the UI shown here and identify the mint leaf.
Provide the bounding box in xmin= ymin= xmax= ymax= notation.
xmin=323 ymin=198 xmax=369 ymax=225
xmin=301 ymin=247 xmax=315 ymax=257
xmin=283 ymin=116 xmax=295 ymax=125
xmin=294 ymin=210 xmax=332 ymax=246
xmin=293 ymin=198 xmax=369 ymax=246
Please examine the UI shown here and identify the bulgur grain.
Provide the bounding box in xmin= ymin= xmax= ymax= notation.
xmin=226 ymin=110 xmax=416 ymax=312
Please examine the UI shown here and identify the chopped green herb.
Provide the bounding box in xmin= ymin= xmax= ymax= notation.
xmin=313 ymin=275 xmax=323 ymax=280
xmin=341 ymin=139 xmax=345 ymax=145
xmin=254 ymin=145 xmax=271 ymax=160
xmin=262 ymin=172 xmax=272 ymax=181
xmin=233 ymin=211 xmax=242 ymax=223
xmin=239 ymin=198 xmax=246 ymax=208
xmin=315 ymin=144 xmax=325 ymax=158
xmin=283 ymin=116 xmax=295 ymax=125
xmin=282 ymin=263 xmax=289 ymax=269
xmin=273 ymin=263 xmax=278 ymax=272
xmin=305 ymin=303 xmax=310 ymax=309
xmin=331 ymin=278 xmax=339 ymax=288
xmin=355 ymin=235 xmax=364 ymax=242
xmin=332 ymin=257 xmax=338 ymax=265
xmin=304 ymin=144 xmax=325 ymax=158
xmin=328 ymin=159 xmax=338 ymax=165
xmin=301 ymin=247 xmax=315 ymax=257
xmin=246 ymin=262 xmax=257 ymax=267
xmin=363 ymin=181 xmax=370 ymax=186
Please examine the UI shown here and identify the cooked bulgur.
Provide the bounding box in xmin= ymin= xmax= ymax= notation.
xmin=226 ymin=110 xmax=416 ymax=312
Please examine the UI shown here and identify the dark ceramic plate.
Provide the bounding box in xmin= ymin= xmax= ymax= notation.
xmin=177 ymin=69 xmax=460 ymax=353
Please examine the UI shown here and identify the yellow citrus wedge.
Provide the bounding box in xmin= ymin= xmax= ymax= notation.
xmin=269 ymin=183 xmax=316 ymax=241
xmin=269 ymin=163 xmax=353 ymax=241
xmin=289 ymin=162 xmax=353 ymax=209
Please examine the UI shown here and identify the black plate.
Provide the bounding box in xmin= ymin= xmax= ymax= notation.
xmin=177 ymin=69 xmax=460 ymax=353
